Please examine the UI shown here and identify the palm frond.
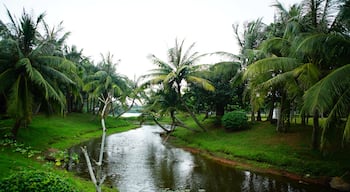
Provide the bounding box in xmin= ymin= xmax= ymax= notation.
xmin=209 ymin=51 xmax=240 ymax=61
xmin=244 ymin=57 xmax=300 ymax=79
xmin=303 ymin=64 xmax=350 ymax=114
xmin=187 ymin=76 xmax=215 ymax=92
xmin=0 ymin=68 xmax=16 ymax=92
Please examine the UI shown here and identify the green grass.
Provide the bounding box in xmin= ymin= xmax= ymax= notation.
xmin=0 ymin=113 xmax=138 ymax=191
xmin=170 ymin=117 xmax=350 ymax=178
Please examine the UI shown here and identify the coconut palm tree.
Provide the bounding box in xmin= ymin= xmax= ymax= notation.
xmin=0 ymin=9 xmax=76 ymax=138
xmin=303 ymin=64 xmax=350 ymax=148
xmin=143 ymin=39 xmax=214 ymax=132
xmin=83 ymin=52 xmax=133 ymax=115
xmin=245 ymin=0 xmax=349 ymax=150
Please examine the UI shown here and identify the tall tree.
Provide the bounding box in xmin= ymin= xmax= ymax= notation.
xmin=245 ymin=0 xmax=350 ymax=150
xmin=83 ymin=52 xmax=133 ymax=115
xmin=0 ymin=9 xmax=76 ymax=138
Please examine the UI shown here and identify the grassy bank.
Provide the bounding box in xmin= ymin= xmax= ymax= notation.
xmin=169 ymin=116 xmax=350 ymax=180
xmin=0 ymin=113 xmax=137 ymax=191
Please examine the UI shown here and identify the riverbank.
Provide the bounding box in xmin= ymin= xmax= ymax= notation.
xmin=168 ymin=118 xmax=350 ymax=187
xmin=0 ymin=113 xmax=137 ymax=192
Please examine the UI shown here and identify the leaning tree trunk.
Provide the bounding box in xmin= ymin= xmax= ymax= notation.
xmin=177 ymin=84 xmax=207 ymax=132
xmin=311 ymin=110 xmax=320 ymax=150
xmin=182 ymin=102 xmax=207 ymax=132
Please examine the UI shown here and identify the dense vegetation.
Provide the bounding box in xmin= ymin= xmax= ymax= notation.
xmin=0 ymin=170 xmax=79 ymax=192
xmin=0 ymin=0 xmax=349 ymax=191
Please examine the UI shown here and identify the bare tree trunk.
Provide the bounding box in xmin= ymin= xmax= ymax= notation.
xmin=114 ymin=98 xmax=136 ymax=119
xmin=81 ymin=95 xmax=111 ymax=192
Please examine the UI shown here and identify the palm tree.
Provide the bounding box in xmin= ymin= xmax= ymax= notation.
xmin=303 ymin=64 xmax=350 ymax=148
xmin=245 ymin=0 xmax=349 ymax=150
xmin=0 ymin=9 xmax=76 ymax=138
xmin=143 ymin=39 xmax=214 ymax=132
xmin=83 ymin=52 xmax=133 ymax=115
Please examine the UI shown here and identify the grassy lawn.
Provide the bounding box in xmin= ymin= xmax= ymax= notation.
xmin=170 ymin=115 xmax=350 ymax=178
xmin=0 ymin=113 xmax=138 ymax=192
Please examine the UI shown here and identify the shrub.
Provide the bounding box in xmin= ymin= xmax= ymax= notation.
xmin=221 ymin=110 xmax=248 ymax=131
xmin=0 ymin=170 xmax=78 ymax=192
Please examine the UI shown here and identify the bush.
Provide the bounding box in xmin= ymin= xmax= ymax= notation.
xmin=0 ymin=170 xmax=78 ymax=192
xmin=221 ymin=110 xmax=248 ymax=131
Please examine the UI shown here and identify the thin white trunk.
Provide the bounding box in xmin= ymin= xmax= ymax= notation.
xmin=81 ymin=146 xmax=97 ymax=185
xmin=81 ymin=94 xmax=111 ymax=192
xmin=98 ymin=118 xmax=106 ymax=165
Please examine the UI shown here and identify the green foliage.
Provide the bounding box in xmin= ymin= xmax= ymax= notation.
xmin=0 ymin=135 xmax=41 ymax=158
xmin=0 ymin=170 xmax=79 ymax=192
xmin=221 ymin=110 xmax=249 ymax=131
xmin=50 ymin=150 xmax=79 ymax=167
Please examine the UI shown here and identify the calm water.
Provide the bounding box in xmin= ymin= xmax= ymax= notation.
xmin=68 ymin=125 xmax=332 ymax=192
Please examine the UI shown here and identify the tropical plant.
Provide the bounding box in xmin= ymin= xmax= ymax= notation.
xmin=83 ymin=53 xmax=131 ymax=113
xmin=0 ymin=9 xmax=76 ymax=138
xmin=143 ymin=39 xmax=214 ymax=132
xmin=244 ymin=0 xmax=350 ymax=151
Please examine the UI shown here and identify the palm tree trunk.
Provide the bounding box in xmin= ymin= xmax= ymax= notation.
xmin=177 ymin=83 xmax=207 ymax=132
xmin=312 ymin=110 xmax=320 ymax=150
xmin=11 ymin=119 xmax=21 ymax=139
xmin=276 ymin=94 xmax=285 ymax=132
xmin=215 ymin=103 xmax=225 ymax=117
xmin=301 ymin=112 xmax=306 ymax=125
xmin=257 ymin=109 xmax=262 ymax=121
xmin=251 ymin=110 xmax=255 ymax=122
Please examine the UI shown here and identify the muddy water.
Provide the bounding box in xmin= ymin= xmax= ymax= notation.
xmin=69 ymin=125 xmax=333 ymax=192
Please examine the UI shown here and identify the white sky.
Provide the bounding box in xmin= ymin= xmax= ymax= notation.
xmin=1 ymin=0 xmax=301 ymax=79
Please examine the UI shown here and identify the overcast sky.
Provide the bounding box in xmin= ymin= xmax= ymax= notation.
xmin=1 ymin=0 xmax=301 ymax=79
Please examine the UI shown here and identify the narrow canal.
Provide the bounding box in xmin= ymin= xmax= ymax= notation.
xmin=69 ymin=125 xmax=333 ymax=192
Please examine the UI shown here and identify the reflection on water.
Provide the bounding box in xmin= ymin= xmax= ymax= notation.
xmin=69 ymin=125 xmax=332 ymax=192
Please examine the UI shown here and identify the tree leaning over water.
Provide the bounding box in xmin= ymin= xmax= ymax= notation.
xmin=0 ymin=9 xmax=76 ymax=138
xmin=143 ymin=39 xmax=214 ymax=132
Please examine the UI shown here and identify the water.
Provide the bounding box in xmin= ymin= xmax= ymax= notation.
xmin=121 ymin=112 xmax=141 ymax=117
xmin=69 ymin=125 xmax=332 ymax=192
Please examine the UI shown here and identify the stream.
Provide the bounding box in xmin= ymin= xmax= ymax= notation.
xmin=68 ymin=125 xmax=333 ymax=192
